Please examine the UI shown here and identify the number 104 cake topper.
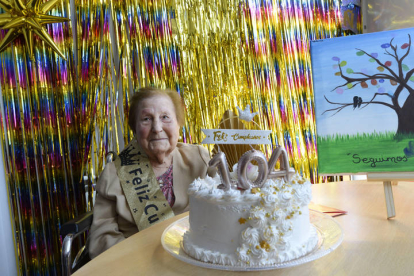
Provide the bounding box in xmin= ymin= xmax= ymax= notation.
xmin=202 ymin=106 xmax=295 ymax=191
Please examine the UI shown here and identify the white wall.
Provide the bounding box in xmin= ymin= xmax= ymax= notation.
xmin=363 ymin=0 xmax=414 ymax=33
xmin=0 ymin=125 xmax=18 ymax=275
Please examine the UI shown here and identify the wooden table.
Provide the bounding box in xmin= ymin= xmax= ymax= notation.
xmin=74 ymin=180 xmax=414 ymax=276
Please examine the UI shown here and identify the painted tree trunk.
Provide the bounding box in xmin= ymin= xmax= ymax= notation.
xmin=397 ymin=93 xmax=414 ymax=134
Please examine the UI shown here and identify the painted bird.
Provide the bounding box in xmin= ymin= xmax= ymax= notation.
xmin=353 ymin=96 xmax=358 ymax=109
xmin=353 ymin=96 xmax=362 ymax=109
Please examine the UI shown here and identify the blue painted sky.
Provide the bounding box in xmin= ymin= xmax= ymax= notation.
xmin=311 ymin=27 xmax=414 ymax=137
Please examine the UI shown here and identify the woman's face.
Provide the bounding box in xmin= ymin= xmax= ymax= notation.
xmin=134 ymin=95 xmax=180 ymax=159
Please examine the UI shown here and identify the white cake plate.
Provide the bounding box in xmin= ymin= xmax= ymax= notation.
xmin=161 ymin=210 xmax=343 ymax=271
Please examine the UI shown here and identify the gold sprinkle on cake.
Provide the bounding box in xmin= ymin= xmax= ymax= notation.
xmin=260 ymin=240 xmax=271 ymax=251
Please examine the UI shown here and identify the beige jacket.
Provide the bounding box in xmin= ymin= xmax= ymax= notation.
xmin=89 ymin=143 xmax=211 ymax=259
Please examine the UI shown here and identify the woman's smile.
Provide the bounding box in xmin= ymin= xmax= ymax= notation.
xmin=150 ymin=138 xmax=168 ymax=142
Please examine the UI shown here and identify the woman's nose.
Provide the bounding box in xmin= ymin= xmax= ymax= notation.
xmin=152 ymin=119 xmax=163 ymax=132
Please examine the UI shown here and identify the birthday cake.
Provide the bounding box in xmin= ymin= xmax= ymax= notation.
xmin=182 ymin=150 xmax=318 ymax=266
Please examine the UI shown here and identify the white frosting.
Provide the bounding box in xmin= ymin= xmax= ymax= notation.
xmin=183 ymin=171 xmax=318 ymax=266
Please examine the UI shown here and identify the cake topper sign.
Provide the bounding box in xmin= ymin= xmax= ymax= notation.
xmin=201 ymin=129 xmax=272 ymax=144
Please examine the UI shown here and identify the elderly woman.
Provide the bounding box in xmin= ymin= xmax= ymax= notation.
xmin=89 ymin=87 xmax=212 ymax=258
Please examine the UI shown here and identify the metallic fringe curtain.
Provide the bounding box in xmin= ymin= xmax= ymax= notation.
xmin=0 ymin=1 xmax=79 ymax=275
xmin=0 ymin=0 xmax=361 ymax=274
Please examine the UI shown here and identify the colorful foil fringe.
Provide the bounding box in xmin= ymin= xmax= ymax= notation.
xmin=0 ymin=0 xmax=361 ymax=274
xmin=0 ymin=1 xmax=80 ymax=275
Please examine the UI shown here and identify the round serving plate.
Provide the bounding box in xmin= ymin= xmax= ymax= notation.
xmin=161 ymin=210 xmax=343 ymax=271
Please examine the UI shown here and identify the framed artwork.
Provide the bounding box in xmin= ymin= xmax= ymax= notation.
xmin=311 ymin=27 xmax=414 ymax=174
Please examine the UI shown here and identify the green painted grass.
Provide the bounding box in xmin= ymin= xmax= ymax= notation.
xmin=317 ymin=131 xmax=414 ymax=174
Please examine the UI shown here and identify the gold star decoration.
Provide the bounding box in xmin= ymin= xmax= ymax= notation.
xmin=0 ymin=0 xmax=70 ymax=59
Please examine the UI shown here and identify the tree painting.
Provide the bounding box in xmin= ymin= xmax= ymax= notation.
xmin=310 ymin=27 xmax=414 ymax=174
xmin=324 ymin=34 xmax=414 ymax=135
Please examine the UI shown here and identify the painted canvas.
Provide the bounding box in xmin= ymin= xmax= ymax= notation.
xmin=311 ymin=27 xmax=414 ymax=174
